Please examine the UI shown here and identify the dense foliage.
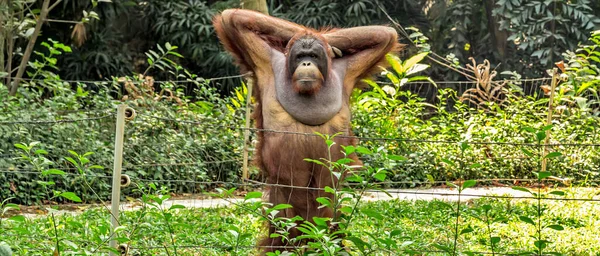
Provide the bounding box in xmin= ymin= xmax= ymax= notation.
xmin=1 ymin=2 xmax=600 ymax=255
xmin=2 ymin=0 xmax=599 ymax=94
xmin=1 ymin=187 xmax=599 ymax=255
xmin=1 ymin=31 xmax=600 ymax=204
xmin=0 ymin=42 xmax=247 ymax=205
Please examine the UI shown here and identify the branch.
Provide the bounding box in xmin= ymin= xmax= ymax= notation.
xmin=48 ymin=0 xmax=62 ymax=12
xmin=9 ymin=0 xmax=51 ymax=96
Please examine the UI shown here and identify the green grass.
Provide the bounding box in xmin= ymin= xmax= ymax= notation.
xmin=1 ymin=188 xmax=599 ymax=255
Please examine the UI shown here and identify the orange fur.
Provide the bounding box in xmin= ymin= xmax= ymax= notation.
xmin=213 ymin=9 xmax=400 ymax=254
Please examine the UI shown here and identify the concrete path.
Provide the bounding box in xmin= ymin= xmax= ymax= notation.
xmin=14 ymin=187 xmax=598 ymax=218
xmin=118 ymin=187 xmax=561 ymax=211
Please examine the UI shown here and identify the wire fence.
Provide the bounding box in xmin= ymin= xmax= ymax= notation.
xmin=1 ymin=76 xmax=600 ymax=255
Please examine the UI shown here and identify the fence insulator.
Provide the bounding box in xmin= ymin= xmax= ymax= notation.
xmin=120 ymin=174 xmax=131 ymax=187
xmin=117 ymin=244 xmax=129 ymax=255
xmin=124 ymin=107 xmax=136 ymax=121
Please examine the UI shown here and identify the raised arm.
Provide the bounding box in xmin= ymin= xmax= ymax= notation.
xmin=324 ymin=26 xmax=400 ymax=82
xmin=213 ymin=9 xmax=307 ymax=73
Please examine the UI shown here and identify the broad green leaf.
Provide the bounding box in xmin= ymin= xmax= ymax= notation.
xmin=355 ymin=146 xmax=372 ymax=155
xmin=460 ymin=227 xmax=474 ymax=235
xmin=312 ymin=217 xmax=329 ymax=227
xmin=244 ymin=191 xmax=262 ymax=200
xmin=536 ymin=171 xmax=552 ymax=180
xmin=490 ymin=236 xmax=501 ymax=244
xmin=385 ymin=54 xmax=404 ymax=74
xmin=343 ymin=145 xmax=356 ymax=155
xmin=446 ymin=181 xmax=459 ymax=189
xmin=169 ymin=204 xmax=186 ymax=210
xmin=459 ymin=141 xmax=470 ymax=151
xmin=34 ymin=149 xmax=48 ymax=155
xmin=373 ymin=172 xmax=387 ymax=182
xmin=441 ymin=158 xmax=455 ymax=166
xmin=340 ymin=206 xmax=353 ymax=213
xmin=541 ymin=125 xmax=553 ymax=132
xmin=324 ymin=186 xmax=335 ymax=194
xmin=60 ymin=192 xmax=82 ymax=202
xmin=388 ymin=154 xmax=407 ymax=161
xmin=65 ymin=157 xmax=78 ymax=167
xmin=336 ymin=158 xmax=354 ymax=165
xmin=512 ymin=186 xmax=532 ymax=194
xmin=42 ymin=169 xmax=65 ymax=176
xmin=37 ymin=181 xmax=55 ymax=186
xmin=14 ymin=143 xmax=28 ymax=151
xmin=386 ymin=72 xmax=400 ymax=85
xmin=272 ymin=204 xmax=293 ymax=210
xmin=534 ymin=239 xmax=549 ymax=250
xmin=432 ymin=243 xmax=452 ymax=252
xmin=406 ymin=63 xmax=430 ymax=76
xmin=522 ymin=127 xmax=536 ymax=133
xmin=407 ymin=75 xmax=431 ymax=82
xmin=403 ymin=52 xmax=429 ymax=73
xmin=544 ymin=152 xmax=562 ymax=159
xmin=169 ymin=51 xmax=183 ymax=58
xmin=536 ymin=131 xmax=546 ymax=142
xmin=346 ymin=236 xmax=367 ymax=249
xmin=577 ymin=81 xmax=594 ymax=94
xmin=390 ymin=229 xmax=402 ymax=237
xmin=303 ymin=158 xmax=325 ymax=166
xmin=316 ymin=197 xmax=331 ymax=208
xmin=362 ymin=209 xmax=383 ymax=220
xmin=434 ymin=201 xmax=453 ymax=210
xmin=519 ymin=216 xmax=535 ymax=226
xmin=521 ymin=148 xmax=534 ymax=157
xmin=462 ymin=180 xmax=476 ymax=190
xmin=546 ymin=224 xmax=564 ymax=231
xmin=8 ymin=215 xmax=25 ymax=222
xmin=426 ymin=174 xmax=435 ymax=183
xmin=469 ymin=163 xmax=482 ymax=168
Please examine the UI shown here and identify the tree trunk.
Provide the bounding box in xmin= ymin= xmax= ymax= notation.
xmin=241 ymin=0 xmax=268 ymax=15
xmin=0 ymin=0 xmax=7 ymax=74
xmin=483 ymin=0 xmax=508 ymax=63
xmin=9 ymin=0 xmax=51 ymax=96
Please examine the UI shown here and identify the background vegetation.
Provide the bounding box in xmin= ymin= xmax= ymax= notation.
xmin=1 ymin=1 xmax=600 ymax=255
xmin=2 ymin=0 xmax=599 ymax=94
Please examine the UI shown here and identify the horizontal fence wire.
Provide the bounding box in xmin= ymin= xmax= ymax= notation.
xmin=0 ymin=114 xmax=114 ymax=125
xmin=1 ymin=168 xmax=598 ymax=202
xmin=0 ymin=158 xmax=242 ymax=174
xmin=127 ymin=245 xmax=516 ymax=255
xmin=6 ymin=74 xmax=546 ymax=85
xmin=137 ymin=114 xmax=600 ymax=147
xmin=4 ymin=72 xmax=250 ymax=84
xmin=2 ymin=76 xmax=598 ymax=255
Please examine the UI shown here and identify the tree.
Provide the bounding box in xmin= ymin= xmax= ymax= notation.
xmin=241 ymin=0 xmax=267 ymax=14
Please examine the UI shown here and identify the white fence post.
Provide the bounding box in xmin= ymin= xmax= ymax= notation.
xmin=109 ymin=104 xmax=127 ymax=256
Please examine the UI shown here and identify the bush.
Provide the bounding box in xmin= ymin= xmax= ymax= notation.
xmin=0 ymin=42 xmax=247 ymax=205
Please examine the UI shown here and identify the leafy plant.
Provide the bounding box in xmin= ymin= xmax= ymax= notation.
xmin=560 ymin=29 xmax=600 ymax=115
xmin=143 ymin=42 xmax=183 ymax=77
xmin=512 ymin=125 xmax=566 ymax=255
xmin=470 ymin=203 xmax=506 ymax=256
xmin=14 ymin=142 xmax=81 ymax=204
xmin=495 ymin=0 xmax=600 ymax=72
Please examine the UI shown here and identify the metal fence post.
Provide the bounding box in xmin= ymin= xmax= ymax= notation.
xmin=541 ymin=68 xmax=558 ymax=174
xmin=109 ymin=104 xmax=127 ymax=255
